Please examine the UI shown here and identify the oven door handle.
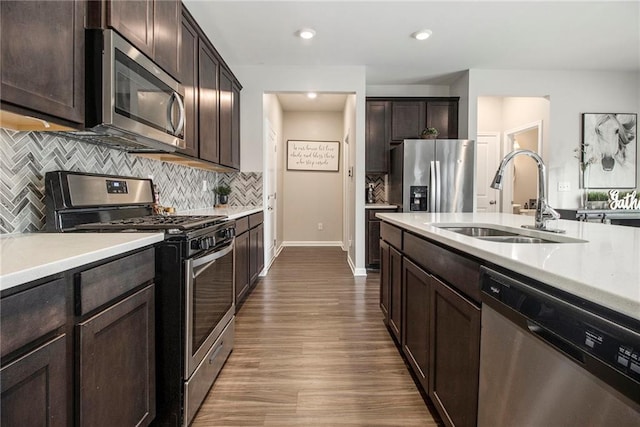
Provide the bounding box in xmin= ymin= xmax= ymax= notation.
xmin=192 ymin=241 xmax=234 ymax=278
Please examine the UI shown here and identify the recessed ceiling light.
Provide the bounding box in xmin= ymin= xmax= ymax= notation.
xmin=411 ymin=30 xmax=432 ymax=41
xmin=296 ymin=28 xmax=316 ymax=40
xmin=307 ymin=92 xmax=318 ymax=99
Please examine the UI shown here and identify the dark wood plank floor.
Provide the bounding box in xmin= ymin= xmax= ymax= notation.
xmin=191 ymin=247 xmax=440 ymax=426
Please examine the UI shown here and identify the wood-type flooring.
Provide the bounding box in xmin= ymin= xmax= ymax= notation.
xmin=191 ymin=246 xmax=441 ymax=426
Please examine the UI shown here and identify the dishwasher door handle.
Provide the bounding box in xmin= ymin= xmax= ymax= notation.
xmin=526 ymin=320 xmax=586 ymax=365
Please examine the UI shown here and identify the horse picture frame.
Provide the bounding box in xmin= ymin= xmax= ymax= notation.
xmin=581 ymin=113 xmax=637 ymax=189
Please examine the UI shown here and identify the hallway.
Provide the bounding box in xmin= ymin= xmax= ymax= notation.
xmin=191 ymin=247 xmax=440 ymax=426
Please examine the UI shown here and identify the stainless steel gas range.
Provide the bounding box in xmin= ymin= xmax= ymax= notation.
xmin=45 ymin=171 xmax=235 ymax=426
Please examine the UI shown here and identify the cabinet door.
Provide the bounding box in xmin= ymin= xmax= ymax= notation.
xmin=219 ymin=67 xmax=234 ymax=168
xmin=235 ymin=231 xmax=250 ymax=308
xmin=426 ymin=101 xmax=458 ymax=139
xmin=178 ymin=10 xmax=198 ymax=157
xmin=1 ymin=335 xmax=67 ymax=427
xmin=249 ymin=224 xmax=264 ymax=285
xmin=1 ymin=0 xmax=84 ymax=124
xmin=379 ymin=240 xmax=390 ymax=322
xmin=388 ymin=246 xmax=403 ymax=343
xmin=429 ymin=277 xmax=480 ymax=427
xmin=152 ymin=0 xmax=180 ymax=79
xmin=391 ymin=101 xmax=426 ymax=142
xmin=401 ymin=258 xmax=430 ymax=392
xmin=198 ymin=40 xmax=220 ymax=164
xmin=108 ymin=0 xmax=154 ymax=58
xmin=78 ymin=285 xmax=155 ymax=427
xmin=366 ymin=219 xmax=381 ymax=266
xmin=231 ymin=82 xmax=242 ymax=170
xmin=365 ymin=101 xmax=390 ymax=173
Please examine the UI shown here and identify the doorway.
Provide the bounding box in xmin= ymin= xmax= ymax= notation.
xmin=503 ymin=121 xmax=542 ymax=213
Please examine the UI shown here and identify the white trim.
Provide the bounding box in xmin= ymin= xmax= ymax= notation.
xmin=347 ymin=254 xmax=368 ymax=276
xmin=281 ymin=241 xmax=344 ymax=247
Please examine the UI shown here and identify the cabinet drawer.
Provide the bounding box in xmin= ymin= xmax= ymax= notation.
xmin=404 ymin=232 xmax=481 ymax=303
xmin=380 ymin=222 xmax=402 ymax=250
xmin=77 ymin=248 xmax=155 ymax=316
xmin=235 ymin=216 xmax=249 ymax=235
xmin=1 ymin=278 xmax=66 ymax=358
xmin=248 ymin=211 xmax=264 ymax=228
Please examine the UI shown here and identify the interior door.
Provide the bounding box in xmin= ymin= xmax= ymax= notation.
xmin=264 ymin=119 xmax=277 ymax=267
xmin=476 ymin=133 xmax=500 ymax=213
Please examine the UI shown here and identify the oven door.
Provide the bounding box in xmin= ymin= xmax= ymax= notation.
xmin=185 ymin=240 xmax=235 ymax=378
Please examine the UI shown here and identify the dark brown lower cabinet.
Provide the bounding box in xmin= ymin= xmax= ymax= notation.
xmin=379 ymin=240 xmax=390 ymax=322
xmin=235 ymin=229 xmax=250 ymax=305
xmin=1 ymin=334 xmax=67 ymax=427
xmin=429 ymin=277 xmax=481 ymax=427
xmin=78 ymin=285 xmax=155 ymax=427
xmin=402 ymin=258 xmax=430 ymax=392
xmin=249 ymin=222 xmax=264 ymax=284
xmin=388 ymin=245 xmax=403 ymax=343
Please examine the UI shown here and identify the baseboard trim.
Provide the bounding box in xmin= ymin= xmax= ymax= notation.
xmin=281 ymin=241 xmax=343 ymax=247
xmin=347 ymin=254 xmax=368 ymax=277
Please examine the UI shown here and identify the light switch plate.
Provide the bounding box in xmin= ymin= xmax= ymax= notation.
xmin=558 ymin=182 xmax=570 ymax=191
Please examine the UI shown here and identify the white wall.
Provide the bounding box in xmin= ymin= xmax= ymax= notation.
xmin=451 ymin=72 xmax=470 ymax=139
xmin=234 ymin=65 xmax=367 ymax=273
xmin=282 ymin=111 xmax=344 ymax=243
xmin=468 ymin=69 xmax=640 ymax=208
xmin=366 ymin=84 xmax=449 ymax=97
xmin=263 ymin=93 xmax=284 ymax=251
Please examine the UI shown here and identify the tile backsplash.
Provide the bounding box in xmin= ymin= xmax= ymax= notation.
xmin=366 ymin=174 xmax=387 ymax=203
xmin=0 ymin=128 xmax=262 ymax=234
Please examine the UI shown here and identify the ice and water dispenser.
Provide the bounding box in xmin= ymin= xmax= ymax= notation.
xmin=409 ymin=186 xmax=428 ymax=211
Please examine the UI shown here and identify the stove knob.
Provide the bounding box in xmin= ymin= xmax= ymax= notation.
xmin=207 ymin=236 xmax=215 ymax=248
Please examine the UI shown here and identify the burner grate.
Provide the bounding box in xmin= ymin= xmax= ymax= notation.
xmin=75 ymin=215 xmax=227 ymax=232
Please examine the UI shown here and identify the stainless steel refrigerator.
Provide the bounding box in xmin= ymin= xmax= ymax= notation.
xmin=389 ymin=139 xmax=475 ymax=212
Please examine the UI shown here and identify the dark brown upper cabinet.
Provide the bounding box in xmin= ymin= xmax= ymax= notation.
xmin=198 ymin=38 xmax=220 ymax=164
xmin=365 ymin=97 xmax=459 ymax=173
xmin=0 ymin=0 xmax=85 ymax=127
xmin=176 ymin=6 xmax=242 ymax=170
xmin=178 ymin=10 xmax=199 ymax=157
xmin=88 ymin=0 xmax=181 ymax=80
xmin=365 ymin=101 xmax=390 ymax=173
xmin=391 ymin=101 xmax=426 ymax=142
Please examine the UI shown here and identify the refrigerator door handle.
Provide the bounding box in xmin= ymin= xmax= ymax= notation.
xmin=435 ymin=160 xmax=442 ymax=212
xmin=430 ymin=161 xmax=437 ymax=212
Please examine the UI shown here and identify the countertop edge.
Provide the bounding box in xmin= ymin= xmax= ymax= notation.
xmin=365 ymin=204 xmax=398 ymax=210
xmin=1 ymin=233 xmax=164 ymax=292
xmin=376 ymin=212 xmax=640 ymax=322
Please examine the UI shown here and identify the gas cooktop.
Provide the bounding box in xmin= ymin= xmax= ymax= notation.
xmin=74 ymin=215 xmax=228 ymax=232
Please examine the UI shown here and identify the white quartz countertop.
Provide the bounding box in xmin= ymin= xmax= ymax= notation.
xmin=180 ymin=206 xmax=263 ymax=220
xmin=376 ymin=212 xmax=640 ymax=321
xmin=365 ymin=204 xmax=398 ymax=209
xmin=0 ymin=232 xmax=164 ymax=292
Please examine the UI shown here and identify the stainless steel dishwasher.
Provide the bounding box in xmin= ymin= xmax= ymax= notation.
xmin=478 ymin=267 xmax=640 ymax=426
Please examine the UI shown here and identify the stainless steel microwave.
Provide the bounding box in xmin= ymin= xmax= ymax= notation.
xmin=63 ymin=29 xmax=185 ymax=152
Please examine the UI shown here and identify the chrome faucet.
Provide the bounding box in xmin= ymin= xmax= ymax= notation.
xmin=490 ymin=149 xmax=565 ymax=233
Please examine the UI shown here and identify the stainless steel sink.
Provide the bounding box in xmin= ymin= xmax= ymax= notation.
xmin=433 ymin=223 xmax=587 ymax=244
xmin=437 ymin=226 xmax=518 ymax=237
xmin=476 ymin=236 xmax=555 ymax=244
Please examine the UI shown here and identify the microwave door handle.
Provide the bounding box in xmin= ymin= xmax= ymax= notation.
xmin=168 ymin=92 xmax=185 ymax=135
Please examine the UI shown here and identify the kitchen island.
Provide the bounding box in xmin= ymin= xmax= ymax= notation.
xmin=376 ymin=212 xmax=640 ymax=320
xmin=376 ymin=211 xmax=640 ymax=426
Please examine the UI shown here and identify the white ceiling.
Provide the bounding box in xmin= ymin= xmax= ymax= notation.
xmin=184 ymin=0 xmax=639 ymax=87
xmin=275 ymin=92 xmax=349 ymax=111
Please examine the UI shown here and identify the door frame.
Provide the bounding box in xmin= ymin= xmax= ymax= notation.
xmin=502 ymin=120 xmax=543 ymax=213
xmin=263 ymin=118 xmax=278 ymax=272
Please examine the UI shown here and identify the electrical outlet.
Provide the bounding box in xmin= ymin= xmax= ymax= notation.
xmin=202 ymin=180 xmax=208 ymax=192
xmin=317 ymin=222 xmax=323 ymax=231
xmin=558 ymin=182 xmax=571 ymax=192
